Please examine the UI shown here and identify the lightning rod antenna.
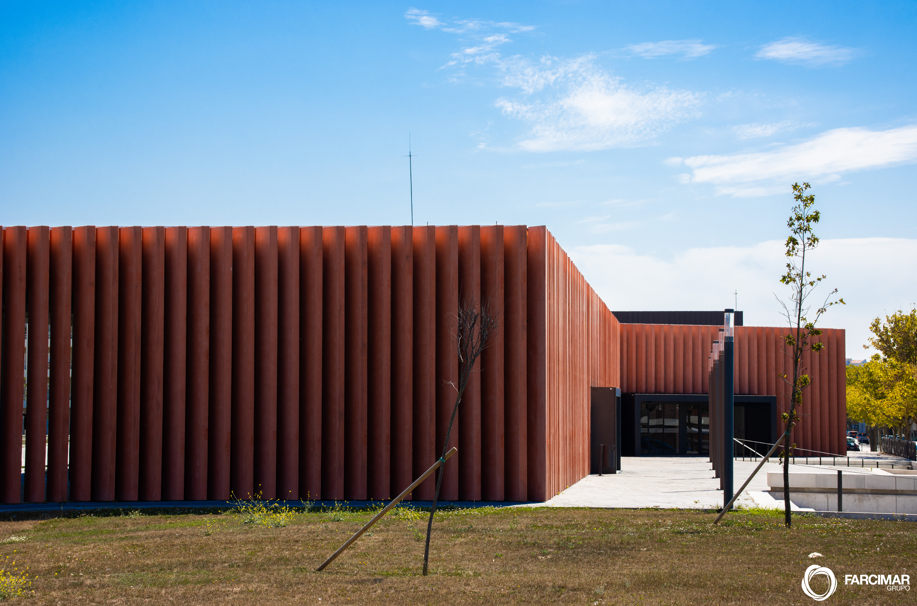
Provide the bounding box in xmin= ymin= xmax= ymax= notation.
xmin=407 ymin=133 xmax=414 ymax=226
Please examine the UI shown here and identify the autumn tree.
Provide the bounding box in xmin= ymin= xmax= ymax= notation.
xmin=847 ymin=356 xmax=917 ymax=437
xmin=776 ymin=182 xmax=844 ymax=529
xmin=849 ymin=308 xmax=917 ymax=439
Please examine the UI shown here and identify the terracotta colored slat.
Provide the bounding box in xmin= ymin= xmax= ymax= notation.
xmin=162 ymin=227 xmax=187 ymax=501
xmin=139 ymin=227 xmax=166 ymax=501
xmin=636 ymin=324 xmax=646 ymax=393
xmin=734 ymin=326 xmax=753 ymax=394
xmin=764 ymin=327 xmax=774 ymax=397
xmin=776 ymin=328 xmax=788 ymax=442
xmin=210 ymin=226 xmax=234 ymax=500
xmin=47 ymin=227 xmax=72 ymax=503
xmin=390 ymin=226 xmax=413 ymax=499
xmin=825 ymin=332 xmax=835 ymax=454
xmin=344 ymin=226 xmax=368 ymax=501
xmin=115 ymin=227 xmax=142 ymax=502
xmin=479 ymin=226 xmax=504 ymax=502
xmin=673 ymin=325 xmax=684 ymax=394
xmin=277 ymin=227 xmax=300 ymax=500
xmin=648 ymin=325 xmax=659 ymax=393
xmin=753 ymin=326 xmax=764 ymax=395
xmin=254 ymin=226 xmax=279 ymax=499
xmin=300 ymin=227 xmax=323 ymax=500
xmin=685 ymin=325 xmax=694 ymax=394
xmin=799 ymin=344 xmax=811 ymax=452
xmin=70 ymin=226 xmax=96 ymax=502
xmin=457 ymin=226 xmax=481 ymax=501
xmin=367 ymin=226 xmax=391 ymax=501
xmin=0 ymin=227 xmax=26 ymax=503
xmin=662 ymin=325 xmax=673 ymax=393
xmin=321 ymin=227 xmax=346 ymax=501
xmin=834 ymin=330 xmax=847 ymax=455
xmin=684 ymin=325 xmax=694 ymax=394
xmin=229 ymin=226 xmax=254 ymax=499
xmin=0 ymin=227 xmax=3 ymax=499
xmin=434 ymin=226 xmax=459 ymax=500
xmin=504 ymin=225 xmax=527 ymax=501
xmin=412 ymin=226 xmax=436 ymax=500
xmin=526 ymin=226 xmax=547 ymax=502
xmin=92 ymin=226 xmax=119 ymax=502
xmin=809 ymin=339 xmax=820 ymax=453
xmin=817 ymin=332 xmax=828 ymax=454
xmin=185 ymin=227 xmax=210 ymax=500
xmin=24 ymin=227 xmax=49 ymax=502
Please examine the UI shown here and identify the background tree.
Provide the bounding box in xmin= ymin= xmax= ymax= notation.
xmin=867 ymin=308 xmax=917 ymax=366
xmin=776 ymin=182 xmax=844 ymax=529
xmin=849 ymin=308 xmax=917 ymax=440
xmin=423 ymin=297 xmax=498 ymax=576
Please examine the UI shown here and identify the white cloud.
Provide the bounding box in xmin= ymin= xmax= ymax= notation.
xmin=447 ymin=34 xmax=512 ymax=66
xmin=568 ymin=238 xmax=917 ymax=357
xmin=732 ymin=121 xmax=809 ymax=140
xmin=670 ymin=125 xmax=917 ymax=196
xmin=626 ymin=39 xmax=718 ymax=59
xmin=756 ymin=37 xmax=857 ymax=66
xmin=409 ymin=10 xmax=702 ymax=151
xmin=444 ymin=19 xmax=535 ymax=34
xmin=405 ymin=8 xmax=443 ymax=30
xmin=496 ymin=56 xmax=703 ymax=152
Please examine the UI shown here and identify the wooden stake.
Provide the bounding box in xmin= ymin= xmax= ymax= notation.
xmin=316 ymin=447 xmax=457 ymax=571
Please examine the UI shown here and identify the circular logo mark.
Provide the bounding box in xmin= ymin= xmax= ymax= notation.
xmin=802 ymin=564 xmax=838 ymax=601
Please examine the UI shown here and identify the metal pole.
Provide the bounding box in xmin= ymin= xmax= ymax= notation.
xmin=316 ymin=446 xmax=457 ymax=571
xmin=837 ymin=470 xmax=843 ymax=512
xmin=714 ymin=433 xmax=786 ymax=524
xmin=723 ymin=337 xmax=734 ymax=511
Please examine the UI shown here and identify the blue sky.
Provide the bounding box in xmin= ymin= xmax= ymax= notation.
xmin=2 ymin=1 xmax=916 ymax=356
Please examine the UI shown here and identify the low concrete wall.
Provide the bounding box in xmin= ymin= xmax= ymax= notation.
xmin=767 ymin=471 xmax=917 ymax=514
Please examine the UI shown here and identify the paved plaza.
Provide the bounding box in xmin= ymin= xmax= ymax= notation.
xmin=540 ymin=449 xmax=913 ymax=510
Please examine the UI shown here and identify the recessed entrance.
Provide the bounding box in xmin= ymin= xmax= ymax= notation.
xmin=623 ymin=394 xmax=776 ymax=457
xmin=639 ymin=401 xmax=709 ymax=456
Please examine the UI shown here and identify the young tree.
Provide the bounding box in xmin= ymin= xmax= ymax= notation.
xmin=776 ymin=182 xmax=844 ymax=529
xmin=422 ymin=298 xmax=498 ymax=576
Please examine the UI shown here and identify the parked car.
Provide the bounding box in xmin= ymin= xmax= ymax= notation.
xmin=857 ymin=433 xmax=869 ymax=445
xmin=846 ymin=436 xmax=860 ymax=451
xmin=847 ymin=430 xmax=858 ymax=438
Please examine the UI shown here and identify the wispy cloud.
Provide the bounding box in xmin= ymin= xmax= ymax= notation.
xmin=732 ymin=120 xmax=810 ymax=139
xmin=625 ymin=39 xmax=718 ymax=59
xmin=408 ymin=9 xmax=702 ymax=151
xmin=495 ymin=56 xmax=703 ymax=152
xmin=756 ymin=37 xmax=857 ymax=66
xmin=669 ymin=125 xmax=917 ymax=197
xmin=405 ymin=8 xmax=443 ymax=30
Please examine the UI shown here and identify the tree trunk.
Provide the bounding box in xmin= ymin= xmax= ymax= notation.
xmin=783 ymin=423 xmax=792 ymax=528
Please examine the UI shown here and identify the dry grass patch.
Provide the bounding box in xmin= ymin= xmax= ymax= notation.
xmin=0 ymin=505 xmax=912 ymax=604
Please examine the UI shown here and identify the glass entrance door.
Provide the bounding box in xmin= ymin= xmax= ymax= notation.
xmin=685 ymin=404 xmax=709 ymax=455
xmin=640 ymin=402 xmax=679 ymax=455
xmin=639 ymin=400 xmax=709 ymax=456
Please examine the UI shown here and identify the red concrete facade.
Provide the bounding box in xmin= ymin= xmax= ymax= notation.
xmin=619 ymin=323 xmax=846 ymax=457
xmin=0 ymin=225 xmax=846 ymax=505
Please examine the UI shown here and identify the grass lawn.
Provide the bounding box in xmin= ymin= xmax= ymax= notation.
xmin=0 ymin=503 xmax=912 ymax=604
